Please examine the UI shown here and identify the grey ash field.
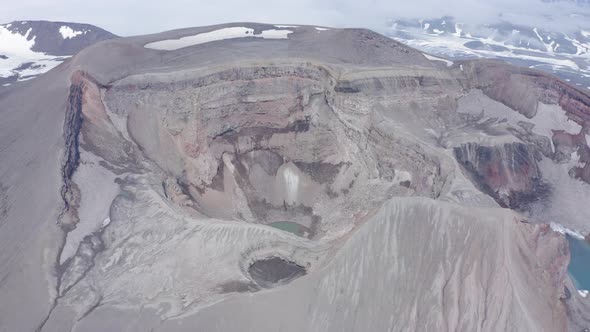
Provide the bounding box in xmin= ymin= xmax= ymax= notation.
xmin=1 ymin=22 xmax=590 ymax=331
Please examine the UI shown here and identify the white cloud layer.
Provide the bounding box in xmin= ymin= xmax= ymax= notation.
xmin=1 ymin=0 xmax=588 ymax=36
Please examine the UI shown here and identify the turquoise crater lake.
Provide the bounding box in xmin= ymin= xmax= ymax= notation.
xmin=567 ymin=235 xmax=590 ymax=294
xmin=268 ymin=221 xmax=311 ymax=238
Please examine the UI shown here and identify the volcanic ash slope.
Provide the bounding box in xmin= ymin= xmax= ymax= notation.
xmin=0 ymin=23 xmax=587 ymax=331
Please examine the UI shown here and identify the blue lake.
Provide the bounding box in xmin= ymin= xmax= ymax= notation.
xmin=567 ymin=235 xmax=590 ymax=291
xmin=269 ymin=221 xmax=307 ymax=237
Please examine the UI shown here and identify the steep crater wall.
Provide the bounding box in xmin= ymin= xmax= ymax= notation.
xmin=101 ymin=63 xmax=450 ymax=238
xmin=454 ymin=142 xmax=549 ymax=209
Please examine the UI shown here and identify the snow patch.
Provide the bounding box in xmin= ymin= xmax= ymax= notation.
xmin=533 ymin=27 xmax=552 ymax=53
xmin=423 ymin=53 xmax=453 ymax=67
xmin=458 ymin=91 xmax=581 ymax=153
xmin=0 ymin=25 xmax=69 ymax=80
xmin=314 ymin=27 xmax=329 ymax=31
xmin=282 ymin=166 xmax=300 ymax=204
xmin=101 ymin=217 xmax=111 ymax=229
xmin=15 ymin=58 xmax=63 ymax=79
xmin=533 ymin=103 xmax=582 ymax=148
xmin=17 ymin=76 xmax=35 ymax=82
xmin=453 ymin=23 xmax=462 ymax=37
xmin=275 ymin=25 xmax=298 ymax=28
xmin=59 ymin=25 xmax=84 ymax=39
xmin=579 ymin=289 xmax=589 ymax=298
xmin=258 ymin=29 xmax=293 ymax=39
xmin=0 ymin=26 xmax=37 ymax=60
xmin=393 ymin=169 xmax=412 ymax=184
xmin=145 ymin=27 xmax=293 ymax=50
xmin=550 ymin=222 xmax=585 ymax=240
xmin=528 ymin=153 xmax=590 ymax=235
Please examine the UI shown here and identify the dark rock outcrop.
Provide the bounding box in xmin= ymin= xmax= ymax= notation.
xmin=454 ymin=142 xmax=549 ymax=209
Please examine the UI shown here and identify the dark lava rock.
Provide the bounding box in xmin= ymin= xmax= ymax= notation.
xmin=454 ymin=142 xmax=549 ymax=209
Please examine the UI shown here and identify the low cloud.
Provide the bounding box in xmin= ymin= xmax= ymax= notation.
xmin=1 ymin=0 xmax=588 ymax=36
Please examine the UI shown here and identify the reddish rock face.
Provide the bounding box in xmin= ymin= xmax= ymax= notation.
xmin=463 ymin=61 xmax=590 ymax=185
xmin=465 ymin=61 xmax=590 ymax=126
xmin=454 ymin=142 xmax=548 ymax=209
xmin=534 ymin=77 xmax=590 ymax=126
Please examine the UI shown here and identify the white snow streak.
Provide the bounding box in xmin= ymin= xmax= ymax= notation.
xmin=101 ymin=217 xmax=111 ymax=229
xmin=423 ymin=53 xmax=453 ymax=67
xmin=549 ymin=222 xmax=585 ymax=240
xmin=283 ymin=167 xmax=300 ymax=204
xmin=145 ymin=27 xmax=292 ymax=50
xmin=395 ymin=31 xmax=587 ymax=76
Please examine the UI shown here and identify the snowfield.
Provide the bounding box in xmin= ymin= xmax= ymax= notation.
xmin=0 ymin=25 xmax=67 ymax=80
xmin=144 ymin=27 xmax=293 ymax=50
xmin=457 ymin=90 xmax=582 ymax=152
xmin=550 ymin=222 xmax=586 ymax=240
xmin=59 ymin=25 xmax=85 ymax=39
xmin=0 ymin=21 xmax=115 ymax=84
xmin=389 ymin=19 xmax=590 ymax=90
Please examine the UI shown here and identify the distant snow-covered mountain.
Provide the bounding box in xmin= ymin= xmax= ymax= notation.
xmin=388 ymin=16 xmax=590 ymax=90
xmin=0 ymin=21 xmax=117 ymax=86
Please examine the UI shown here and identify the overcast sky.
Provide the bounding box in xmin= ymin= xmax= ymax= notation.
xmin=2 ymin=0 xmax=589 ymax=36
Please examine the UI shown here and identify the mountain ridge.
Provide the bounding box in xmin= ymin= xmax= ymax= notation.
xmin=0 ymin=20 xmax=117 ymax=86
xmin=388 ymin=16 xmax=590 ymax=90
